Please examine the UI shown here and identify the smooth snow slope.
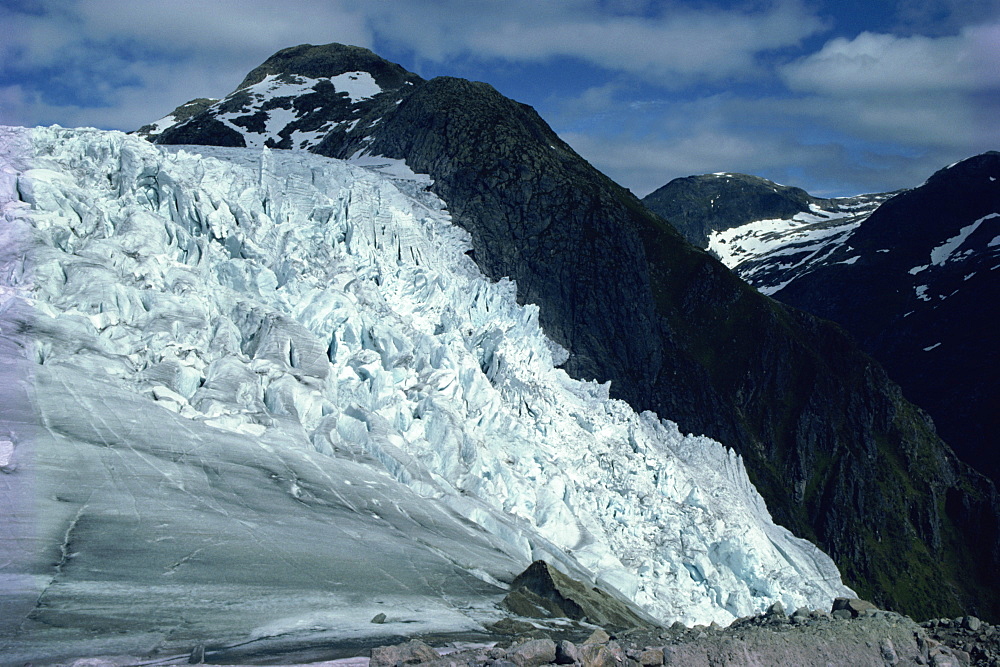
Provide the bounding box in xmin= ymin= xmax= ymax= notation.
xmin=0 ymin=127 xmax=850 ymax=659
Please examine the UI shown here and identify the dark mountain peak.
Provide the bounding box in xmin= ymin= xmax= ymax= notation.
xmin=150 ymin=43 xmax=423 ymax=151
xmin=642 ymin=172 xmax=817 ymax=247
xmin=846 ymin=150 xmax=999 ymax=255
xmin=134 ymin=97 xmax=217 ymax=139
xmin=926 ymin=150 xmax=1000 ymax=185
xmin=356 ymin=74 xmax=578 ymax=171
xmin=235 ymin=42 xmax=422 ymax=92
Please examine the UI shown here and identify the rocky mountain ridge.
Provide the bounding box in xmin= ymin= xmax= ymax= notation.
xmin=642 ymin=158 xmax=1000 ymax=487
xmin=641 ymin=172 xmax=894 ymax=295
xmin=142 ymin=42 xmax=1000 ymax=623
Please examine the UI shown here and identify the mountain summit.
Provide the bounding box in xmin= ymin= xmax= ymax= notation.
xmin=141 ymin=43 xmax=1000 ymax=622
xmin=138 ymin=43 xmax=422 ymax=152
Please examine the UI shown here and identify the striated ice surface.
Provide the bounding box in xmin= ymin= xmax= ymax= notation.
xmin=0 ymin=127 xmax=851 ymax=656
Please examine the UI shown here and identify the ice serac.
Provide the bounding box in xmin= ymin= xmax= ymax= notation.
xmin=0 ymin=126 xmax=850 ymax=661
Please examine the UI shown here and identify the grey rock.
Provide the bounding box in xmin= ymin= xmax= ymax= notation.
xmin=832 ymin=597 xmax=878 ymax=618
xmin=585 ymin=628 xmax=612 ymax=645
xmin=371 ymin=612 xmax=387 ymax=624
xmin=637 ymin=647 xmax=664 ymax=666
xmin=766 ymin=601 xmax=786 ymax=618
xmin=578 ymin=641 xmax=626 ymax=667
xmin=508 ymin=638 xmax=557 ymax=667
xmin=792 ymin=606 xmax=811 ymax=618
xmin=832 ymin=609 xmax=853 ymax=620
xmin=488 ymin=617 xmax=540 ymax=636
xmin=188 ymin=644 xmax=205 ymax=664
xmin=960 ymin=615 xmax=981 ymax=632
xmin=555 ymin=639 xmax=581 ymax=664
xmin=500 ymin=560 xmax=652 ymax=631
xmin=880 ymin=638 xmax=899 ymax=665
xmin=370 ymin=639 xmax=439 ymax=667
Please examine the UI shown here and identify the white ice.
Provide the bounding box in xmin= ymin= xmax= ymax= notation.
xmin=0 ymin=127 xmax=851 ymax=658
xmin=928 ymin=213 xmax=999 ymax=266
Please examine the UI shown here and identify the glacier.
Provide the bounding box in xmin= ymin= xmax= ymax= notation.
xmin=0 ymin=126 xmax=850 ymax=660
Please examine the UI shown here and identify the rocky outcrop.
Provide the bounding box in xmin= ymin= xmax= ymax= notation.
xmin=500 ymin=561 xmax=653 ymax=631
xmin=151 ymin=42 xmax=1000 ymax=622
xmin=642 ymin=172 xmax=820 ymax=247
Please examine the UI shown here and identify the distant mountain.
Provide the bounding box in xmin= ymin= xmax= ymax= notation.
xmin=642 ymin=173 xmax=895 ymax=294
xmin=643 ymin=157 xmax=1000 ymax=485
xmin=146 ymin=43 xmax=1000 ymax=621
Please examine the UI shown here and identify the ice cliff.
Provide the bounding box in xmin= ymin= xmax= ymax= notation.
xmin=0 ymin=126 xmax=850 ymax=656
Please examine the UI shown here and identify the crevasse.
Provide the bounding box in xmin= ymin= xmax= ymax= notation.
xmin=0 ymin=126 xmax=851 ymax=628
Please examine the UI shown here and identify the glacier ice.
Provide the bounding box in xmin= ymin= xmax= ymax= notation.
xmin=0 ymin=126 xmax=851 ymax=656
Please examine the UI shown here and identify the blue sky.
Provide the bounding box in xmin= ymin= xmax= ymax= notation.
xmin=1 ymin=0 xmax=997 ymax=197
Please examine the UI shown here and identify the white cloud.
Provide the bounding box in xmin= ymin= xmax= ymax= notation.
xmin=0 ymin=0 xmax=374 ymax=130
xmin=777 ymin=24 xmax=1000 ymax=150
xmin=553 ymin=85 xmax=989 ymax=200
xmin=782 ymin=24 xmax=1000 ymax=94
xmin=370 ymin=0 xmax=826 ymax=83
xmin=75 ymin=0 xmax=372 ymax=59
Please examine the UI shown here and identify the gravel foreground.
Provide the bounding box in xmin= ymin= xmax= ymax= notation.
xmin=30 ymin=601 xmax=1000 ymax=667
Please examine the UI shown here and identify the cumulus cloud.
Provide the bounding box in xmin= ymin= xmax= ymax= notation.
xmin=372 ymin=0 xmax=826 ymax=83
xmin=0 ymin=0 xmax=372 ymax=129
xmin=550 ymin=83 xmax=989 ymax=199
xmin=893 ymin=0 xmax=1000 ymax=35
xmin=778 ymin=24 xmax=1000 ymax=148
xmin=782 ymin=24 xmax=1000 ymax=94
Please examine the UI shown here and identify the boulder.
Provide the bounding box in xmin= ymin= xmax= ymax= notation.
xmin=585 ymin=628 xmax=611 ymax=645
xmin=500 ymin=560 xmax=651 ymax=630
xmin=638 ymin=647 xmax=665 ymax=666
xmin=508 ymin=638 xmax=557 ymax=667
xmin=832 ymin=597 xmax=878 ymax=618
xmin=961 ymin=615 xmax=982 ymax=632
xmin=579 ymin=642 xmax=625 ymax=667
xmin=370 ymin=639 xmax=439 ymax=667
xmin=766 ymin=601 xmax=786 ymax=618
xmin=555 ymin=640 xmax=581 ymax=664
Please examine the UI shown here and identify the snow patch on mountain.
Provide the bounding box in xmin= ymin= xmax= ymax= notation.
xmin=0 ymin=126 xmax=851 ymax=632
xmin=704 ymin=194 xmax=890 ymax=295
xmin=929 ymin=213 xmax=999 ymax=266
xmin=199 ymin=72 xmax=385 ymax=150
